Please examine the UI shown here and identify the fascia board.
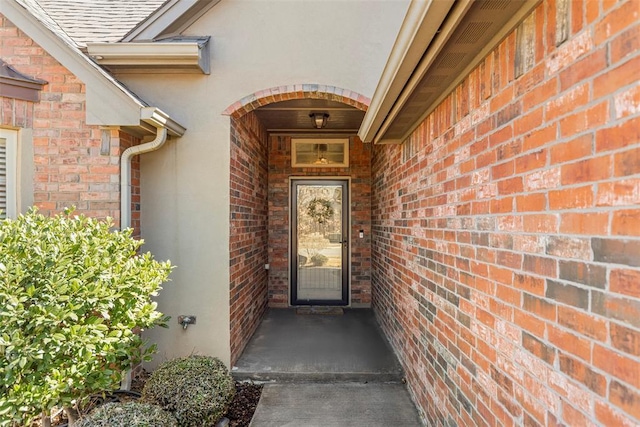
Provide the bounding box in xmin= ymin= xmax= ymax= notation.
xmin=4 ymin=0 xmax=144 ymax=127
xmin=358 ymin=0 xmax=456 ymax=143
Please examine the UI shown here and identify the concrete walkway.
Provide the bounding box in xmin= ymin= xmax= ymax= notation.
xmin=234 ymin=309 xmax=423 ymax=426
xmin=249 ymin=382 xmax=422 ymax=427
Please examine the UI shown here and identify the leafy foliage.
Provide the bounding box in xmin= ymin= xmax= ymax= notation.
xmin=310 ymin=253 xmax=329 ymax=267
xmin=298 ymin=233 xmax=330 ymax=262
xmin=0 ymin=208 xmax=172 ymax=426
xmin=142 ymin=356 xmax=235 ymax=427
xmin=75 ymin=402 xmax=177 ymax=427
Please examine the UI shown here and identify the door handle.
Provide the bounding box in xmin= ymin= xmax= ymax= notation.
xmin=342 ymin=239 xmax=348 ymax=248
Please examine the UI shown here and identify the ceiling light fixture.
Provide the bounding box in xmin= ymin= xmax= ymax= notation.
xmin=309 ymin=113 xmax=329 ymax=129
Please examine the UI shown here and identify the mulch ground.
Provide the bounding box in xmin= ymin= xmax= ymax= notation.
xmin=40 ymin=371 xmax=263 ymax=427
xmin=225 ymin=382 xmax=263 ymax=426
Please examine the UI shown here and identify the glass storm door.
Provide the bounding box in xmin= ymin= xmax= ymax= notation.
xmin=291 ymin=180 xmax=348 ymax=305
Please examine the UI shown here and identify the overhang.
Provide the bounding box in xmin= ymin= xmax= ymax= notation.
xmin=359 ymin=0 xmax=541 ymax=144
xmin=86 ymin=37 xmax=210 ymax=74
xmin=0 ymin=59 xmax=47 ymax=102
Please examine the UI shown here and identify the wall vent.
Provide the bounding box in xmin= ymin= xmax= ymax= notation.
xmin=423 ymin=75 xmax=448 ymax=87
xmin=480 ymin=0 xmax=511 ymax=10
xmin=437 ymin=52 xmax=467 ymax=69
xmin=456 ymin=21 xmax=493 ymax=44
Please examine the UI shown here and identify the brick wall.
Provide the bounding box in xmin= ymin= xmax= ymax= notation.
xmin=117 ymin=130 xmax=142 ymax=237
xmin=0 ymin=14 xmax=141 ymax=234
xmin=372 ymin=0 xmax=640 ymax=425
xmin=267 ymin=135 xmax=372 ymax=307
xmin=229 ymin=112 xmax=270 ymax=363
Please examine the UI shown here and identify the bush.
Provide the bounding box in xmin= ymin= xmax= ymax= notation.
xmin=0 ymin=208 xmax=172 ymax=426
xmin=76 ymin=402 xmax=177 ymax=427
xmin=142 ymin=356 xmax=235 ymax=427
xmin=310 ymin=253 xmax=328 ymax=266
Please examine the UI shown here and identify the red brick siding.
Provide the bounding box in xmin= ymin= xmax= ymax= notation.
xmin=0 ymin=15 xmax=134 ymax=230
xmin=117 ymin=130 xmax=142 ymax=238
xmin=224 ymin=85 xmax=369 ymax=118
xmin=372 ymin=1 xmax=640 ymax=426
xmin=268 ymin=136 xmax=372 ymax=307
xmin=229 ymin=112 xmax=269 ymax=364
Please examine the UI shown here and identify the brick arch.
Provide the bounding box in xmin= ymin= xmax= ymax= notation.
xmin=223 ymin=84 xmax=370 ymax=118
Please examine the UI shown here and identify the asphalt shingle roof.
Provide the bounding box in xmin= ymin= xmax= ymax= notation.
xmin=34 ymin=0 xmax=167 ymax=46
xmin=13 ymin=0 xmax=149 ymax=106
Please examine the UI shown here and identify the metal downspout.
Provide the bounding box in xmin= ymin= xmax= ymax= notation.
xmin=118 ymin=126 xmax=168 ymax=391
xmin=120 ymin=126 xmax=168 ymax=230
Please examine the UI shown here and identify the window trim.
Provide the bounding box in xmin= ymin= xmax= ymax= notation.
xmin=291 ymin=138 xmax=350 ymax=168
xmin=0 ymin=128 xmax=18 ymax=219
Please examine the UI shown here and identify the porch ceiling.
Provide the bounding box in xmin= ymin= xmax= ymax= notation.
xmin=253 ymin=99 xmax=365 ymax=135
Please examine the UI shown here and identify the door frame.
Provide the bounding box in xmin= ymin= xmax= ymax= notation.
xmin=289 ymin=177 xmax=350 ymax=306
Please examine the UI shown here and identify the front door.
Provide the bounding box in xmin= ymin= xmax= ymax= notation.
xmin=291 ymin=179 xmax=349 ymax=305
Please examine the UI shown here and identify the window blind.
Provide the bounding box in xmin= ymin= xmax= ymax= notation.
xmin=0 ymin=137 xmax=7 ymax=219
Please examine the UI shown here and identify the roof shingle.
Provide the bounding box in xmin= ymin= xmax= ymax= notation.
xmin=34 ymin=0 xmax=167 ymax=46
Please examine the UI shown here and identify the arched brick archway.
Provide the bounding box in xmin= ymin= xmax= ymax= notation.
xmin=223 ymin=84 xmax=370 ymax=118
xmin=227 ymin=84 xmax=373 ymax=364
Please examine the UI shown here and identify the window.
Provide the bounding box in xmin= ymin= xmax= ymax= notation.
xmin=291 ymin=138 xmax=349 ymax=168
xmin=0 ymin=129 xmax=17 ymax=219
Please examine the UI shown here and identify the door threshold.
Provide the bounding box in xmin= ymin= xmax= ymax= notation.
xmin=295 ymin=306 xmax=344 ymax=315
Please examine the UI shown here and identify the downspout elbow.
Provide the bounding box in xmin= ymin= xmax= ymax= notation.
xmin=120 ymin=126 xmax=168 ymax=230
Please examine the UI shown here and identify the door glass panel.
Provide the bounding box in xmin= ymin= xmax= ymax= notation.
xmin=295 ymin=183 xmax=344 ymax=301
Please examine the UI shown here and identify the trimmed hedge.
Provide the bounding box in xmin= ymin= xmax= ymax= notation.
xmin=142 ymin=356 xmax=235 ymax=427
xmin=76 ymin=402 xmax=177 ymax=427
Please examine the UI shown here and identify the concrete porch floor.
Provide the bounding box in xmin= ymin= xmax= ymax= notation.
xmin=232 ymin=308 xmax=404 ymax=382
xmin=234 ymin=309 xmax=422 ymax=426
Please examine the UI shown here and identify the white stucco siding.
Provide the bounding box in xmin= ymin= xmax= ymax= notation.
xmin=120 ymin=0 xmax=409 ymax=367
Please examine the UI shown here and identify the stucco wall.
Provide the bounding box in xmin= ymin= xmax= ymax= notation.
xmin=117 ymin=0 xmax=409 ymax=366
xmin=371 ymin=0 xmax=640 ymax=425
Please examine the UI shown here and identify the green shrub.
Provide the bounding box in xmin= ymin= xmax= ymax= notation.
xmin=310 ymin=253 xmax=328 ymax=266
xmin=0 ymin=208 xmax=172 ymax=426
xmin=142 ymin=356 xmax=235 ymax=427
xmin=76 ymin=402 xmax=177 ymax=427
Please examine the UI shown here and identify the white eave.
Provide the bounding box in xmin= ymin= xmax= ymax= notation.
xmin=86 ymin=38 xmax=210 ymax=74
xmin=359 ymin=0 xmax=541 ymax=145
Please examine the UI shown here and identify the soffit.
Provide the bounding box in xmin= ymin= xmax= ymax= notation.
xmin=362 ymin=0 xmax=540 ymax=144
xmin=254 ymin=100 xmax=365 ymax=135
